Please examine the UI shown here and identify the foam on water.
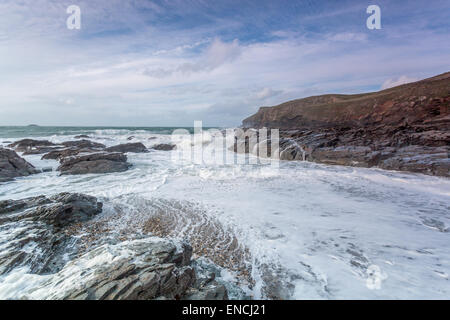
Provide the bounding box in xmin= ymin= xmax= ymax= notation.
xmin=1 ymin=128 xmax=449 ymax=299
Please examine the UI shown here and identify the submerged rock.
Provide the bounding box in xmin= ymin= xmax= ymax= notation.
xmin=57 ymin=152 xmax=131 ymax=175
xmin=74 ymin=135 xmax=90 ymax=139
xmin=105 ymin=142 xmax=148 ymax=153
xmin=0 ymin=148 xmax=38 ymax=182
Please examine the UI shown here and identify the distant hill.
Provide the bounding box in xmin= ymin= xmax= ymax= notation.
xmin=242 ymin=72 xmax=450 ymax=129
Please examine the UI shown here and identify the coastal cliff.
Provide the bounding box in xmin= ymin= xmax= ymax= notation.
xmin=241 ymin=72 xmax=450 ymax=176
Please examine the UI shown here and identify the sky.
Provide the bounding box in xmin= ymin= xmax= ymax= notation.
xmin=0 ymin=0 xmax=449 ymax=127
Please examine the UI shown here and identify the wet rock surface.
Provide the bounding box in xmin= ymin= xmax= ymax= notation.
xmin=0 ymin=193 xmax=102 ymax=275
xmin=105 ymin=142 xmax=148 ymax=153
xmin=57 ymin=152 xmax=132 ymax=175
xmin=0 ymin=147 xmax=38 ymax=182
xmin=0 ymin=193 xmax=229 ymax=300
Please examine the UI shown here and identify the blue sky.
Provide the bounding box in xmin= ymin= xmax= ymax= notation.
xmin=0 ymin=0 xmax=449 ymax=126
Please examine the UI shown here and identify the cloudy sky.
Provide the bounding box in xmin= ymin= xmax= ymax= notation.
xmin=0 ymin=0 xmax=449 ymax=126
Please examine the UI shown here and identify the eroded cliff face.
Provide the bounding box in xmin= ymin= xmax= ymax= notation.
xmin=239 ymin=72 xmax=450 ymax=176
xmin=242 ymin=72 xmax=450 ymax=129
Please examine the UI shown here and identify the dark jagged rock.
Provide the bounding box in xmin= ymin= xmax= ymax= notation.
xmin=105 ymin=142 xmax=148 ymax=153
xmin=0 ymin=193 xmax=228 ymax=300
xmin=0 ymin=148 xmax=38 ymax=182
xmin=152 ymin=143 xmax=176 ymax=151
xmin=57 ymin=152 xmax=131 ymax=175
xmin=240 ymin=72 xmax=450 ymax=177
xmin=74 ymin=135 xmax=90 ymax=139
xmin=7 ymin=139 xmax=57 ymax=153
xmin=58 ymin=239 xmax=196 ymax=300
xmin=0 ymin=193 xmax=102 ymax=227
xmin=0 ymin=193 xmax=102 ymax=275
xmin=61 ymin=139 xmax=106 ymax=149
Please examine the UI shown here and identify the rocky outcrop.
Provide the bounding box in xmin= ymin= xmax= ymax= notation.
xmin=240 ymin=72 xmax=450 ymax=176
xmin=105 ymin=143 xmax=148 ymax=153
xmin=152 ymin=143 xmax=176 ymax=151
xmin=57 ymin=152 xmax=131 ymax=175
xmin=243 ymin=72 xmax=450 ymax=129
xmin=0 ymin=193 xmax=228 ymax=300
xmin=0 ymin=148 xmax=38 ymax=182
xmin=74 ymin=135 xmax=90 ymax=139
xmin=7 ymin=139 xmax=58 ymax=153
xmin=0 ymin=193 xmax=102 ymax=275
xmin=0 ymin=193 xmax=102 ymax=228
xmin=56 ymin=239 xmax=196 ymax=300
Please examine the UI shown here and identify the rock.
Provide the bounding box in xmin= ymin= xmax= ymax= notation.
xmin=0 ymin=193 xmax=102 ymax=227
xmin=0 ymin=193 xmax=230 ymax=300
xmin=40 ymin=167 xmax=53 ymax=173
xmin=57 ymin=152 xmax=131 ymax=175
xmin=105 ymin=143 xmax=148 ymax=153
xmin=61 ymin=139 xmax=106 ymax=149
xmin=41 ymin=147 xmax=98 ymax=160
xmin=127 ymin=136 xmax=135 ymax=141
xmin=0 ymin=193 xmax=102 ymax=275
xmin=152 ymin=143 xmax=176 ymax=151
xmin=0 ymin=148 xmax=38 ymax=182
xmin=57 ymin=239 xmax=196 ymax=300
xmin=7 ymin=139 xmax=57 ymax=153
xmin=74 ymin=135 xmax=90 ymax=139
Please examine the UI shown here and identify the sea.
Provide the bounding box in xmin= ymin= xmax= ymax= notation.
xmin=0 ymin=126 xmax=449 ymax=299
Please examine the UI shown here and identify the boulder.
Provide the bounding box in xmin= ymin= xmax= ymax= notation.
xmin=57 ymin=152 xmax=131 ymax=175
xmin=105 ymin=142 xmax=148 ymax=153
xmin=0 ymin=148 xmax=38 ymax=182
xmin=74 ymin=135 xmax=90 ymax=139
xmin=0 ymin=192 xmax=102 ymax=227
xmin=152 ymin=143 xmax=176 ymax=151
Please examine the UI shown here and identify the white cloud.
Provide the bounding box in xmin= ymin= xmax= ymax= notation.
xmin=381 ymin=75 xmax=419 ymax=90
xmin=255 ymin=88 xmax=283 ymax=100
xmin=143 ymin=38 xmax=241 ymax=78
xmin=0 ymin=1 xmax=449 ymax=126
